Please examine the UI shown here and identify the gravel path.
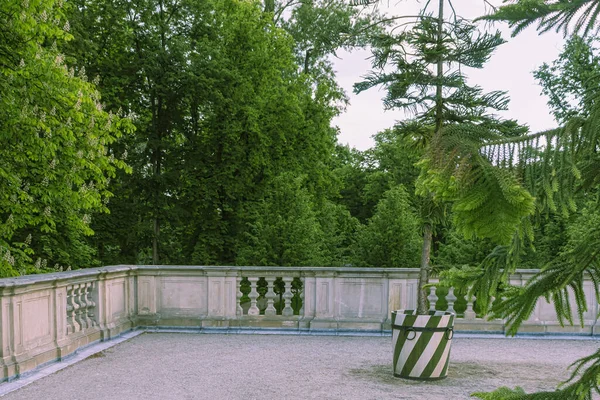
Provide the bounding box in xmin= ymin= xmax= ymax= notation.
xmin=3 ymin=333 xmax=600 ymax=399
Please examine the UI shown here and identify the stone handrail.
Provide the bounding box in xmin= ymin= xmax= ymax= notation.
xmin=0 ymin=265 xmax=598 ymax=381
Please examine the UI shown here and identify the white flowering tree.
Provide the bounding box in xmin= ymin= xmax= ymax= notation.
xmin=0 ymin=0 xmax=133 ymax=276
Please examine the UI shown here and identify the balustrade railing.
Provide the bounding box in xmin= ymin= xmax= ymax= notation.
xmin=0 ymin=265 xmax=598 ymax=382
xmin=237 ymin=274 xmax=304 ymax=317
xmin=66 ymin=282 xmax=97 ymax=335
xmin=426 ymin=285 xmax=484 ymax=320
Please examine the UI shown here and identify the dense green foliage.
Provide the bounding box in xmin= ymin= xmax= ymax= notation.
xmin=352 ymin=185 xmax=421 ymax=268
xmin=534 ymin=35 xmax=600 ymax=124
xmin=0 ymin=0 xmax=132 ymax=276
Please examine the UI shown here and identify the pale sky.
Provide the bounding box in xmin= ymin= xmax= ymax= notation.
xmin=332 ymin=0 xmax=566 ymax=150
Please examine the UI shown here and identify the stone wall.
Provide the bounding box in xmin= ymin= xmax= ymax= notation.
xmin=0 ymin=265 xmax=598 ymax=381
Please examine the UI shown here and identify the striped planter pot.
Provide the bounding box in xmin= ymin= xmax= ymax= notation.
xmin=391 ymin=309 xmax=455 ymax=380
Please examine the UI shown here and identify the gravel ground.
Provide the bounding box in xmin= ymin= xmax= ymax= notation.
xmin=3 ymin=333 xmax=600 ymax=400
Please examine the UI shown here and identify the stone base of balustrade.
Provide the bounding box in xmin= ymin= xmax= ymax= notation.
xmin=0 ymin=326 xmax=105 ymax=383
xmin=59 ymin=328 xmax=102 ymax=360
xmin=0 ymin=358 xmax=18 ymax=382
xmin=6 ymin=344 xmax=62 ymax=383
xmin=519 ymin=321 xmax=596 ymax=336
xmin=230 ymin=317 xmax=303 ymax=330
xmin=137 ymin=316 xmax=389 ymax=332
xmin=309 ymin=318 xmax=385 ymax=332
xmin=136 ymin=315 xmax=307 ymax=330
xmin=137 ymin=315 xmax=204 ymax=328
xmin=454 ymin=319 xmax=504 ymax=333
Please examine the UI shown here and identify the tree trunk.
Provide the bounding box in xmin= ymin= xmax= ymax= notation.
xmin=416 ymin=0 xmax=444 ymax=315
xmin=153 ymin=217 xmax=160 ymax=264
xmin=435 ymin=0 xmax=444 ymax=133
xmin=417 ymin=223 xmax=432 ymax=314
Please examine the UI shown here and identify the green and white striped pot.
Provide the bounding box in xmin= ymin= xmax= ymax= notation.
xmin=391 ymin=309 xmax=455 ymax=380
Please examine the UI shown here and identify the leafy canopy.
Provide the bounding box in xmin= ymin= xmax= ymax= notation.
xmin=0 ymin=0 xmax=132 ymax=276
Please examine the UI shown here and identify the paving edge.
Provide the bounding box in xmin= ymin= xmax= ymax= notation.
xmin=1 ymin=327 xmax=598 ymax=396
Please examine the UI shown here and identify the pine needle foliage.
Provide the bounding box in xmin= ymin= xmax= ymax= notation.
xmin=479 ymin=0 xmax=600 ymax=38
xmin=354 ymin=16 xmax=509 ymax=122
xmin=534 ymin=35 xmax=600 ymax=124
xmin=442 ymin=104 xmax=599 ymax=316
xmin=442 ymin=74 xmax=600 ymax=400
xmin=420 ymin=123 xmax=536 ymax=244
xmin=473 ymin=348 xmax=600 ymax=398
xmin=446 ymin=3 xmax=600 ymax=399
xmin=355 ymin=2 xmax=535 ymax=313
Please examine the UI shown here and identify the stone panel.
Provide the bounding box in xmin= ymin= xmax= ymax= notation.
xmin=109 ymin=280 xmax=126 ymax=318
xmin=137 ymin=277 xmax=156 ymax=315
xmin=23 ymin=294 xmax=51 ymax=347
xmin=406 ymin=281 xmax=417 ymax=310
xmin=388 ymin=281 xmax=402 ymax=314
xmin=159 ymin=277 xmax=207 ymax=316
xmin=315 ymin=280 xmax=331 ymax=316
xmin=337 ymin=279 xmax=384 ymax=318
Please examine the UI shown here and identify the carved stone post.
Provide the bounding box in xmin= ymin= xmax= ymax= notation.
xmin=282 ymin=277 xmax=294 ymax=317
xmin=236 ymin=277 xmax=243 ymax=316
xmin=66 ymin=285 xmax=80 ymax=334
xmin=298 ymin=277 xmax=305 ymax=317
xmin=265 ymin=276 xmax=277 ymax=316
xmin=84 ymin=282 xmax=96 ymax=327
xmin=464 ymin=291 xmax=476 ymax=320
xmin=446 ymin=287 xmax=457 ymax=315
xmin=427 ymin=286 xmax=438 ymax=313
xmin=247 ymin=277 xmax=260 ymax=316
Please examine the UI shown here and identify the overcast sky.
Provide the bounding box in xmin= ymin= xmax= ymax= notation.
xmin=332 ymin=0 xmax=566 ymax=150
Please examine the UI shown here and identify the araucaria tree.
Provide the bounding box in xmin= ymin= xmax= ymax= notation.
xmin=355 ymin=0 xmax=533 ymax=314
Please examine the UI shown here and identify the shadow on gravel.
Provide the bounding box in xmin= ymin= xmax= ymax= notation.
xmin=84 ymin=351 xmax=106 ymax=360
xmin=348 ymin=361 xmax=497 ymax=386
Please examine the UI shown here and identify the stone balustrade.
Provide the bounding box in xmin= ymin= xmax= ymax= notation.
xmin=0 ymin=265 xmax=598 ymax=381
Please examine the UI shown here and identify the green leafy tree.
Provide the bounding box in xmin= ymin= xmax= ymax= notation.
xmin=236 ymin=174 xmax=327 ymax=267
xmin=0 ymin=0 xmax=132 ymax=276
xmin=352 ymin=185 xmax=421 ymax=268
xmin=534 ymin=35 xmax=600 ymax=124
xmin=64 ymin=0 xmax=351 ymax=266
xmin=317 ymin=200 xmax=361 ymax=267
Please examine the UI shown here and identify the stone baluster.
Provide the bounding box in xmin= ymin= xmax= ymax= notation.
xmin=464 ymin=291 xmax=476 ymax=320
xmin=236 ymin=277 xmax=243 ymax=316
xmin=87 ymin=282 xmax=98 ymax=326
xmin=75 ymin=284 xmax=87 ymax=330
xmin=282 ymin=276 xmax=294 ymax=317
xmin=66 ymin=285 xmax=81 ymax=334
xmin=427 ymin=286 xmax=438 ymax=312
xmin=265 ymin=276 xmax=277 ymax=316
xmin=298 ymin=278 xmax=305 ymax=317
xmin=446 ymin=287 xmax=457 ymax=315
xmin=83 ymin=282 xmax=96 ymax=327
xmin=247 ymin=277 xmax=260 ymax=316
xmin=66 ymin=285 xmax=74 ymax=334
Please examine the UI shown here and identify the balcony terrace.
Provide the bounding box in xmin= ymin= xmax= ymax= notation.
xmin=0 ymin=266 xmax=598 ymax=398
